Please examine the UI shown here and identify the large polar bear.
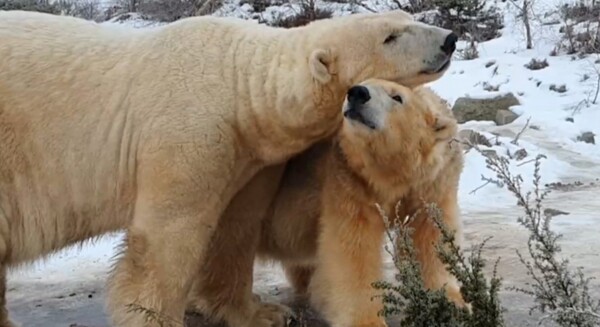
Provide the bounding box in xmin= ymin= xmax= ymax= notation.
xmin=0 ymin=9 xmax=457 ymax=327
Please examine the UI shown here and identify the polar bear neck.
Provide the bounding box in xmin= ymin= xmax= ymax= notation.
xmin=333 ymin=137 xmax=414 ymax=205
xmin=156 ymin=18 xmax=351 ymax=164
xmin=220 ymin=26 xmax=349 ymax=164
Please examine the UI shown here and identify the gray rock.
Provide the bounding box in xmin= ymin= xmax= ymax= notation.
xmin=549 ymin=84 xmax=567 ymax=93
xmin=524 ymin=58 xmax=549 ymax=70
xmin=577 ymin=131 xmax=596 ymax=144
xmin=495 ymin=109 xmax=519 ymax=125
xmin=452 ymin=93 xmax=520 ymax=124
xmin=514 ymin=148 xmax=528 ymax=161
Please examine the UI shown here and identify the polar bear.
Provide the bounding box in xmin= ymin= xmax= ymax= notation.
xmin=246 ymin=79 xmax=466 ymax=326
xmin=0 ymin=9 xmax=457 ymax=327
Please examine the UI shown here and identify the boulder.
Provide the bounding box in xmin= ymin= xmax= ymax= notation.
xmin=452 ymin=93 xmax=520 ymax=124
xmin=577 ymin=132 xmax=596 ymax=144
xmin=513 ymin=148 xmax=528 ymax=161
xmin=495 ymin=109 xmax=519 ymax=126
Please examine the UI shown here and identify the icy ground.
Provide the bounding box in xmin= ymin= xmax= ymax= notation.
xmin=7 ymin=1 xmax=600 ymax=326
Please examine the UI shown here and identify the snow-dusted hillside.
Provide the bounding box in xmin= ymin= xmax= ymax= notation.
xmin=7 ymin=1 xmax=600 ymax=326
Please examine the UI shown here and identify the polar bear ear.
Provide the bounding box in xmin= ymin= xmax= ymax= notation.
xmin=309 ymin=49 xmax=334 ymax=84
xmin=433 ymin=115 xmax=452 ymax=131
xmin=433 ymin=114 xmax=456 ymax=140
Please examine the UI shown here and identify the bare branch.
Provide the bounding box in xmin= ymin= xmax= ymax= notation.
xmin=511 ymin=116 xmax=532 ymax=145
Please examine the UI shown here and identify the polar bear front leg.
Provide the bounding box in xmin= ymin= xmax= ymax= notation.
xmin=409 ymin=193 xmax=467 ymax=308
xmin=105 ymin=142 xmax=239 ymax=327
xmin=186 ymin=165 xmax=293 ymax=327
xmin=310 ymin=210 xmax=388 ymax=327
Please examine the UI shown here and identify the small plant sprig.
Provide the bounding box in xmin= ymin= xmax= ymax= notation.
xmin=479 ymin=151 xmax=600 ymax=327
xmin=373 ymin=201 xmax=505 ymax=327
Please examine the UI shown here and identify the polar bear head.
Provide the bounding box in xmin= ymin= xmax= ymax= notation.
xmin=303 ymin=10 xmax=457 ymax=88
xmin=338 ymin=78 xmax=458 ymax=194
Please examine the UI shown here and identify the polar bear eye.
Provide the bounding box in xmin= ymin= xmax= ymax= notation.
xmin=384 ymin=34 xmax=397 ymax=44
xmin=391 ymin=95 xmax=403 ymax=103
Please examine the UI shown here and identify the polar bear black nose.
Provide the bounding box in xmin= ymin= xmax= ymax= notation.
xmin=441 ymin=33 xmax=458 ymax=55
xmin=347 ymin=85 xmax=371 ymax=105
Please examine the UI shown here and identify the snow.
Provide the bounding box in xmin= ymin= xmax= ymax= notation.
xmin=7 ymin=1 xmax=600 ymax=326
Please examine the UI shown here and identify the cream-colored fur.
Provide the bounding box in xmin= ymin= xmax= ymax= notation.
xmin=253 ymin=79 xmax=466 ymax=327
xmin=184 ymin=13 xmax=459 ymax=327
xmin=0 ymin=9 xmax=455 ymax=327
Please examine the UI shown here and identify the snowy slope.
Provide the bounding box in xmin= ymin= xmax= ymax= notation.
xmin=7 ymin=1 xmax=600 ymax=326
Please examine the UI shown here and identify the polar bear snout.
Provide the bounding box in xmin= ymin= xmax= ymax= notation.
xmin=343 ymin=85 xmax=380 ymax=130
xmin=423 ymin=31 xmax=457 ymax=74
xmin=343 ymin=106 xmax=377 ymax=130
xmin=441 ymin=32 xmax=458 ymax=55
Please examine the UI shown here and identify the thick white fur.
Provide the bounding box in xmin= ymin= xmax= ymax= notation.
xmin=0 ymin=9 xmax=453 ymax=327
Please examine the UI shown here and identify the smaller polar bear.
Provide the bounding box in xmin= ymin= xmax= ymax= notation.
xmin=256 ymin=79 xmax=466 ymax=327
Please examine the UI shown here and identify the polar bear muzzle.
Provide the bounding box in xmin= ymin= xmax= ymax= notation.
xmin=343 ymin=85 xmax=378 ymax=130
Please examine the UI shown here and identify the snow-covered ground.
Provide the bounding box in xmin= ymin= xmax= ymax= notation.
xmin=7 ymin=1 xmax=600 ymax=326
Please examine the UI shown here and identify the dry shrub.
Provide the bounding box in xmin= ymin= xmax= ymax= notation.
xmin=374 ymin=145 xmax=600 ymax=327
xmin=137 ymin=0 xmax=222 ymax=22
xmin=56 ymin=0 xmax=103 ymax=21
xmin=240 ymin=0 xmax=284 ymax=12
xmin=269 ymin=0 xmax=333 ymax=28
xmin=0 ymin=0 xmax=59 ymax=14
xmin=0 ymin=0 xmax=105 ymax=21
xmin=429 ymin=0 xmax=504 ymax=42
xmin=373 ymin=201 xmax=505 ymax=327
xmin=555 ymin=2 xmax=600 ymax=55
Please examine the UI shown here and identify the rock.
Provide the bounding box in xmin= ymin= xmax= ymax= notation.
xmin=485 ymin=60 xmax=496 ymax=68
xmin=549 ymin=84 xmax=567 ymax=93
xmin=566 ymin=117 xmax=574 ymax=123
xmin=495 ymin=109 xmax=519 ymax=125
xmin=513 ymin=148 xmax=528 ymax=161
xmin=458 ymin=129 xmax=473 ymax=140
xmin=458 ymin=129 xmax=492 ymax=148
xmin=577 ymin=131 xmax=596 ymax=144
xmin=524 ymin=58 xmax=549 ymax=70
xmin=482 ymin=82 xmax=499 ymax=92
xmin=452 ymin=93 xmax=520 ymax=124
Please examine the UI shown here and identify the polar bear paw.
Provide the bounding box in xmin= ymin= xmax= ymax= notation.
xmin=247 ymin=302 xmax=294 ymax=327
